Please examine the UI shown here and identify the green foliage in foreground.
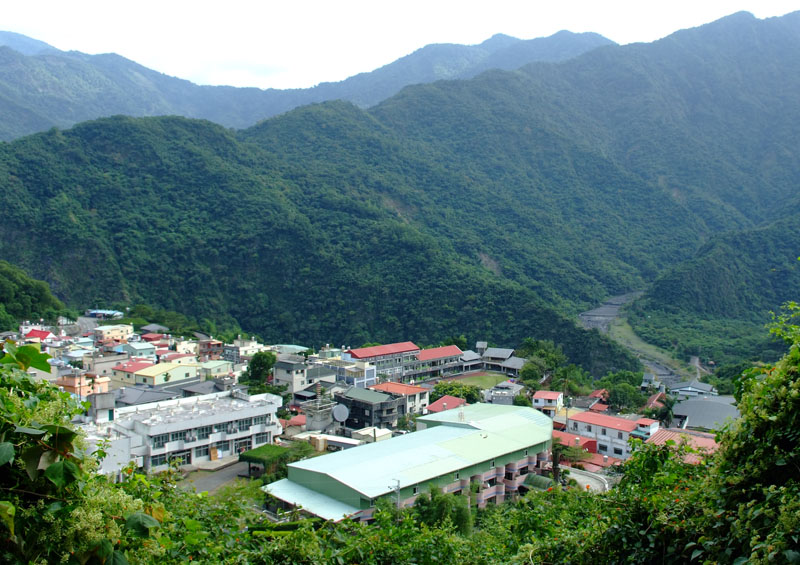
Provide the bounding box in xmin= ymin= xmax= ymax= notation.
xmin=1 ymin=307 xmax=799 ymax=563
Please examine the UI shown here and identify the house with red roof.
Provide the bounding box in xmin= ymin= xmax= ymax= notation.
xmin=427 ymin=395 xmax=467 ymax=414
xmin=405 ymin=345 xmax=463 ymax=381
xmin=110 ymin=360 xmax=155 ymax=388
xmin=589 ymin=389 xmax=609 ymax=401
xmin=567 ymin=411 xmax=659 ymax=460
xmin=344 ymin=342 xmax=420 ymax=380
xmin=532 ymin=390 xmax=564 ymax=416
xmin=646 ymin=428 xmax=718 ymax=464
xmin=369 ymin=382 xmax=430 ymax=416
xmin=645 ymin=392 xmax=666 ymax=410
xmin=25 ymin=328 xmax=55 ymax=342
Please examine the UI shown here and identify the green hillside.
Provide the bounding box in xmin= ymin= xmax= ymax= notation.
xmin=0 ymin=261 xmax=66 ymax=330
xmin=1 ymin=12 xmax=799 ymax=368
xmin=629 ymin=211 xmax=800 ymax=363
xmin=0 ymin=116 xmax=636 ymax=375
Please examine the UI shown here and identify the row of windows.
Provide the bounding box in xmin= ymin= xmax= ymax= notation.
xmin=571 ymin=422 xmax=624 ymax=440
xmin=150 ymin=415 xmax=272 ymax=447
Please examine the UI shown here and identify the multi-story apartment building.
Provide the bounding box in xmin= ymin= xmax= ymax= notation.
xmin=93 ymin=324 xmax=134 ymax=344
xmin=369 ymin=382 xmax=430 ymax=417
xmin=342 ymin=342 xmax=420 ymax=379
xmin=198 ymin=339 xmax=224 ymax=361
xmin=315 ymin=358 xmax=377 ymax=388
xmin=334 ymin=387 xmax=401 ymax=429
xmin=273 ymin=356 xmax=336 ymax=394
xmin=404 ymin=345 xmax=463 ymax=381
xmin=566 ymin=412 xmax=659 ymax=459
xmin=265 ymin=404 xmax=553 ymax=521
xmin=79 ymin=390 xmax=283 ymax=475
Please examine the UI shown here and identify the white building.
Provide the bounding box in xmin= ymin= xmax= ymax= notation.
xmin=532 ymin=390 xmax=564 ymax=417
xmin=566 ymin=412 xmax=659 ymax=459
xmin=78 ymin=390 xmax=283 ymax=476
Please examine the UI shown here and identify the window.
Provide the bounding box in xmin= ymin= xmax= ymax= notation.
xmin=613 ymin=447 xmax=623 ymax=456
xmin=412 ymin=486 xmax=419 ymax=495
xmin=490 ymin=459 xmax=496 ymax=468
xmin=572 ymin=422 xmax=578 ymax=431
xmin=524 ymin=449 xmax=528 ymax=456
xmin=151 ymin=454 xmax=167 ymax=467
xmin=601 ymin=428 xmax=607 ymax=436
xmin=170 ymin=430 xmax=187 ymax=442
xmin=253 ymin=415 xmax=267 ymax=426
xmin=238 ymin=418 xmax=253 ymax=432
xmin=254 ymin=432 xmax=270 ymax=445
xmin=586 ymin=425 xmax=592 ymax=432
xmin=152 ymin=434 xmax=169 ymax=448
xmin=215 ymin=440 xmax=229 ymax=452
xmin=195 ymin=445 xmax=209 ymax=458
xmin=197 ymin=425 xmax=212 ymax=440
xmin=617 ymin=431 xmax=623 ymax=440
xmin=454 ymin=471 xmax=460 ymax=480
xmin=598 ymin=444 xmax=608 ymax=452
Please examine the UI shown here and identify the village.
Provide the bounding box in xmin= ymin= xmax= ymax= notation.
xmin=6 ymin=309 xmax=737 ymax=523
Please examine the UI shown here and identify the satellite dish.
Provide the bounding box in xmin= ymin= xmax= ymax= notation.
xmin=332 ymin=404 xmax=349 ymax=423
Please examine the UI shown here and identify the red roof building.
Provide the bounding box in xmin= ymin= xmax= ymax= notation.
xmin=25 ymin=329 xmax=54 ymax=341
xmin=140 ymin=333 xmax=166 ymax=342
xmin=532 ymin=390 xmax=564 ymax=415
xmin=589 ymin=388 xmax=609 ymax=400
xmin=646 ymin=428 xmax=718 ymax=464
xmin=346 ymin=342 xmax=420 ymax=380
xmin=646 ymin=392 xmax=666 ymax=410
xmin=369 ymin=381 xmax=430 ymax=416
xmin=407 ymin=345 xmax=464 ymax=380
xmin=589 ymin=402 xmax=609 ymax=413
xmin=566 ymin=411 xmax=660 ymax=460
xmin=417 ymin=345 xmax=463 ymax=361
xmin=348 ymin=342 xmax=419 ymax=359
xmin=427 ymin=395 xmax=467 ymax=413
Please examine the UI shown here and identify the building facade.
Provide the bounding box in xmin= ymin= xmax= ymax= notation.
xmin=79 ymin=390 xmax=283 ymax=475
xmin=265 ymin=404 xmax=553 ymax=521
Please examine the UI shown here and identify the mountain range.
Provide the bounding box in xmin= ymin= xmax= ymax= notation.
xmin=1 ymin=11 xmax=799 ymax=369
xmin=0 ymin=29 xmax=612 ymax=141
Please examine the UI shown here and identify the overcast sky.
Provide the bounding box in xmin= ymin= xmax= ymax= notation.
xmin=4 ymin=1 xmax=799 ymax=89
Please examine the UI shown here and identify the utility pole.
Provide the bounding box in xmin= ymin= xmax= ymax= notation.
xmin=389 ymin=479 xmax=401 ymax=512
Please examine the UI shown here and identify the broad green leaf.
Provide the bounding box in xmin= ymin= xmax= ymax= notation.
xmin=0 ymin=500 xmax=14 ymax=536
xmin=45 ymin=461 xmax=68 ymax=488
xmin=14 ymin=345 xmax=52 ymax=372
xmin=14 ymin=425 xmax=47 ymax=436
xmin=125 ymin=512 xmax=161 ymax=538
xmin=22 ymin=445 xmax=44 ymax=481
xmin=0 ymin=442 xmax=14 ymax=466
xmin=93 ymin=539 xmax=113 ymax=560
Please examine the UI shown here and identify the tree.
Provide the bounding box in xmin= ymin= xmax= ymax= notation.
xmin=430 ymin=381 xmax=482 ymax=403
xmin=607 ymin=382 xmax=645 ymax=412
xmin=513 ymin=393 xmax=532 ymax=407
xmin=243 ymin=350 xmax=277 ymax=385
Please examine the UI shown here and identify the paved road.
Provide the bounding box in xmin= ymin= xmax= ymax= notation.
xmin=179 ymin=461 xmax=252 ymax=494
xmin=567 ymin=468 xmax=609 ymax=493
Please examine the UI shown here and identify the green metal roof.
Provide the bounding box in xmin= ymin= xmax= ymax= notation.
xmin=265 ymin=479 xmax=359 ymax=521
xmin=280 ymin=404 xmax=552 ymax=500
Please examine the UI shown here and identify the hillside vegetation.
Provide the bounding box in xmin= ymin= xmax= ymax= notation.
xmin=0 ymin=12 xmax=799 ymax=367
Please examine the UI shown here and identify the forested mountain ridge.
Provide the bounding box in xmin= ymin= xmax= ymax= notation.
xmin=1 ymin=11 xmax=799 ymax=366
xmin=0 ymin=29 xmax=611 ymax=141
xmin=0 ymin=115 xmax=638 ymax=375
